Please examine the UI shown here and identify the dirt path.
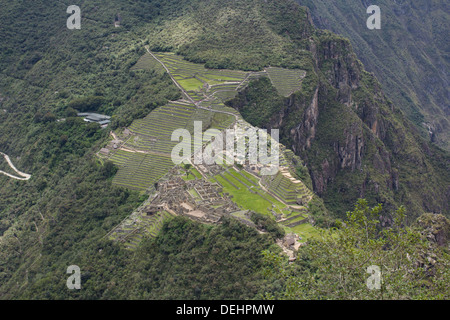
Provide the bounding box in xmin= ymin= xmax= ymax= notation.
xmin=145 ymin=46 xmax=197 ymax=105
xmin=146 ymin=47 xmax=242 ymax=123
xmin=119 ymin=147 xmax=169 ymax=157
xmin=0 ymin=152 xmax=31 ymax=181
xmin=110 ymin=131 xmax=118 ymax=140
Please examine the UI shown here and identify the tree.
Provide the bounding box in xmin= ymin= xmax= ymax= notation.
xmin=101 ymin=161 xmax=117 ymax=179
xmin=262 ymin=199 xmax=450 ymax=300
xmin=65 ymin=107 xmax=78 ymax=118
xmin=183 ymin=163 xmax=192 ymax=178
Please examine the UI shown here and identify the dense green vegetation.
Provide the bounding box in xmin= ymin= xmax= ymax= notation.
xmin=250 ymin=212 xmax=285 ymax=240
xmin=0 ymin=0 xmax=448 ymax=300
xmin=227 ymin=78 xmax=286 ymax=128
xmin=263 ymin=200 xmax=450 ymax=299
xmin=227 ymin=30 xmax=449 ymax=221
xmin=151 ymin=0 xmax=315 ymax=71
xmin=3 ymin=216 xmax=280 ymax=299
xmin=297 ymin=0 xmax=450 ymax=150
xmin=0 ymin=0 xmax=181 ymax=298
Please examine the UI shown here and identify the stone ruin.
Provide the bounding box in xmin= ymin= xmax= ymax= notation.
xmin=142 ymin=168 xmax=240 ymax=224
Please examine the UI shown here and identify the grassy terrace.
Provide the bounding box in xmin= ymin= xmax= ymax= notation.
xmin=123 ymin=211 xmax=174 ymax=249
xmin=214 ymin=168 xmax=287 ymax=216
xmin=188 ymin=188 xmax=202 ymax=202
xmin=111 ymin=153 xmax=174 ymax=191
xmin=281 ymin=214 xmax=308 ymax=228
xmin=178 ymin=78 xmax=204 ymax=91
xmin=266 ymin=67 xmax=306 ymax=97
xmin=289 ymin=223 xmax=319 ymax=240
xmin=208 ymin=102 xmax=241 ymax=117
xmin=213 ymin=90 xmax=238 ymax=102
xmin=182 ymin=166 xmax=203 ymax=181
xmin=124 ymin=101 xmax=200 ymax=155
xmin=131 ymin=52 xmax=166 ymax=74
xmin=154 ymin=52 xmax=247 ymax=102
xmin=213 ymin=167 xmax=319 ymax=240
xmin=129 ymin=102 xmax=197 ymax=137
xmin=262 ymin=171 xmax=312 ymax=205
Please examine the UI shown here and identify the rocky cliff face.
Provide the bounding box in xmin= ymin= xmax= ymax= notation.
xmin=272 ymin=35 xmax=384 ymax=197
xmin=417 ymin=213 xmax=450 ymax=247
xmin=232 ymin=28 xmax=448 ymax=218
xmin=296 ymin=0 xmax=450 ymax=151
xmin=290 ymin=87 xmax=319 ymax=151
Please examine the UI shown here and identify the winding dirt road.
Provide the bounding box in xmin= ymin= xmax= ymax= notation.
xmin=145 ymin=47 xmax=241 ymax=122
xmin=0 ymin=152 xmax=31 ymax=181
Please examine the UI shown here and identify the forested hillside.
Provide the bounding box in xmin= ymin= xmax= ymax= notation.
xmin=0 ymin=0 xmax=448 ymax=299
xmin=296 ymin=0 xmax=449 ymax=150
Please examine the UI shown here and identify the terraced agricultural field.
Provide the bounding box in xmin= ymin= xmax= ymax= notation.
xmin=109 ymin=210 xmax=175 ymax=250
xmin=130 ymin=52 xmax=166 ymax=74
xmin=214 ymin=168 xmax=287 ymax=216
xmin=153 ymin=51 xmax=248 ymax=102
xmin=280 ymin=212 xmax=308 ymax=228
xmin=261 ymin=169 xmax=313 ymax=205
xmin=111 ymin=152 xmax=174 ymax=191
xmin=178 ymin=78 xmax=204 ymax=91
xmin=107 ymin=102 xmax=238 ymax=191
xmin=129 ymin=101 xmax=197 ymax=137
xmin=154 ymin=52 xmax=247 ymax=84
xmin=212 ymin=167 xmax=318 ymax=240
xmin=289 ymin=223 xmax=320 ymax=240
xmin=266 ymin=67 xmax=306 ymax=97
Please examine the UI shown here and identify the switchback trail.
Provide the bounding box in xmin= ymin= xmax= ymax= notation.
xmin=0 ymin=152 xmax=31 ymax=181
xmin=145 ymin=46 xmax=241 ymax=122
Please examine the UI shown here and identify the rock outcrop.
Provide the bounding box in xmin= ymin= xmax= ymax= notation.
xmin=230 ymin=27 xmax=449 ymax=218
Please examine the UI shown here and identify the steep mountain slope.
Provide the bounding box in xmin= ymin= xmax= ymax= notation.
xmin=228 ymin=34 xmax=449 ymax=219
xmin=296 ymin=0 xmax=449 ymax=150
xmin=138 ymin=1 xmax=448 ymax=220
xmin=0 ymin=0 xmax=448 ymax=299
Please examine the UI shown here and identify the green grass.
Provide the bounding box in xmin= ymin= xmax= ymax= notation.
xmin=266 ymin=67 xmax=306 ymax=97
xmin=214 ymin=169 xmax=286 ymax=216
xmin=287 ymin=223 xmax=320 ymax=240
xmin=188 ymin=188 xmax=201 ymax=201
xmin=182 ymin=172 xmax=196 ymax=181
xmin=182 ymin=167 xmax=202 ymax=181
xmin=215 ymin=174 xmax=272 ymax=215
xmin=178 ymin=78 xmax=204 ymax=91
xmin=131 ymin=53 xmax=166 ymax=75
xmin=204 ymin=75 xmax=242 ymax=82
xmin=191 ymin=167 xmax=203 ymax=179
xmin=239 ymin=170 xmax=260 ymax=184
